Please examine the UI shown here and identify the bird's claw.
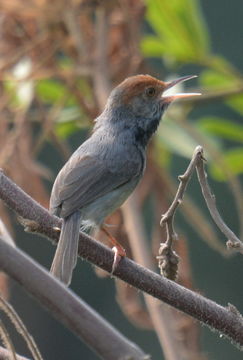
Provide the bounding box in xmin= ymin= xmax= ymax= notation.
xmin=111 ymin=246 xmax=126 ymax=274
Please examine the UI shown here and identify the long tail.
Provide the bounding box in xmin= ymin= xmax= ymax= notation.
xmin=50 ymin=211 xmax=81 ymax=286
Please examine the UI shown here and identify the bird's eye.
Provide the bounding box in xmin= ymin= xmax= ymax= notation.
xmin=146 ymin=87 xmax=156 ymax=97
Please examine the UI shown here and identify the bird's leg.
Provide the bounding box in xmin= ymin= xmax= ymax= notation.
xmin=101 ymin=226 xmax=126 ymax=273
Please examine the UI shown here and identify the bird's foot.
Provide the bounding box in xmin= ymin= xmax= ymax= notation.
xmin=111 ymin=245 xmax=126 ymax=274
xmin=101 ymin=226 xmax=126 ymax=274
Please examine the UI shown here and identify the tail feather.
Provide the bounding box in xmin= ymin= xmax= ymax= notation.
xmin=50 ymin=211 xmax=81 ymax=286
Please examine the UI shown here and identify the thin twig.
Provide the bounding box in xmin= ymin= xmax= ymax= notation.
xmin=160 ymin=146 xmax=243 ymax=257
xmin=123 ymin=196 xmax=186 ymax=360
xmin=0 ymin=172 xmax=242 ymax=348
xmin=195 ymin=146 xmax=243 ymax=253
xmin=94 ymin=6 xmax=111 ymax=109
xmin=64 ymin=9 xmax=85 ymax=62
xmin=160 ymin=171 xmax=227 ymax=255
xmin=173 ymin=113 xmax=243 ymax=239
xmin=0 ymin=320 xmax=17 ymax=360
xmin=0 ymin=295 xmax=43 ymax=360
xmin=159 ymin=146 xmax=201 ymax=268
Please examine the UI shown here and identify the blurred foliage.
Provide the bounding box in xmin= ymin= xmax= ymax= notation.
xmin=141 ymin=0 xmax=243 ymax=183
xmin=36 ymin=79 xmax=76 ymax=106
xmin=142 ymin=0 xmax=210 ymax=64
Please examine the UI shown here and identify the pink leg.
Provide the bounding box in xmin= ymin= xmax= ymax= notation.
xmin=101 ymin=226 xmax=126 ymax=273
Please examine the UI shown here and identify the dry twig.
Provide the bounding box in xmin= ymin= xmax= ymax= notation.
xmin=0 ymin=320 xmax=17 ymax=360
xmin=195 ymin=147 xmax=243 ymax=253
xmin=0 ymin=295 xmax=43 ymax=360
xmin=123 ymin=196 xmax=186 ymax=360
xmin=159 ymin=146 xmax=243 ymax=278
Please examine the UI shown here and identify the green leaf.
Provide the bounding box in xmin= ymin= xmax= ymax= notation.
xmin=197 ymin=117 xmax=243 ymax=142
xmin=200 ymin=69 xmax=243 ymax=114
xmin=157 ymin=119 xmax=199 ymax=159
xmin=143 ymin=0 xmax=210 ymax=63
xmin=141 ymin=36 xmax=166 ymax=56
xmin=55 ymin=107 xmax=90 ymax=139
xmin=209 ymin=147 xmax=243 ymax=180
xmin=55 ymin=120 xmax=79 ymax=139
xmin=226 ymin=95 xmax=243 ymax=116
xmin=199 ymin=69 xmax=236 ymax=88
xmin=36 ymin=79 xmax=76 ymax=106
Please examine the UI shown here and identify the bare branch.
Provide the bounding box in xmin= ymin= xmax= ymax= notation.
xmin=159 ymin=146 xmax=201 ymax=279
xmin=0 ymin=320 xmax=17 ymax=360
xmin=0 ymin=237 xmax=149 ymax=360
xmin=0 ymin=171 xmax=242 ymax=348
xmin=195 ymin=146 xmax=243 ymax=253
xmin=93 ymin=6 xmax=111 ymax=109
xmin=172 ymin=115 xmax=243 ymax=240
xmin=0 ymin=295 xmax=43 ymax=360
xmin=160 ymin=146 xmax=243 ymax=260
xmin=123 ymin=196 xmax=185 ymax=360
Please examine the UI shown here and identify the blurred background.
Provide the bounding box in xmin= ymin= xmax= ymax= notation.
xmin=0 ymin=0 xmax=242 ymax=359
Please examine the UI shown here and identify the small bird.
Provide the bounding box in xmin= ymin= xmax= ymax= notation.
xmin=50 ymin=74 xmax=200 ymax=285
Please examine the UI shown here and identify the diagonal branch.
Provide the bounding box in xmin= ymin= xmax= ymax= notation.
xmin=0 ymin=235 xmax=149 ymax=360
xmin=160 ymin=146 xmax=243 ymax=258
xmin=160 ymin=146 xmax=200 ymax=249
xmin=195 ymin=146 xmax=243 ymax=253
xmin=0 ymin=171 xmax=243 ymax=349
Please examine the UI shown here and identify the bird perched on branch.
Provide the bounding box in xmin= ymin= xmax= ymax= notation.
xmin=49 ymin=74 xmax=200 ymax=285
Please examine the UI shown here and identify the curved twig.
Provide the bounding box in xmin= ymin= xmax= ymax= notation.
xmin=0 ymin=296 xmax=43 ymax=360
xmin=195 ymin=146 xmax=243 ymax=253
xmin=160 ymin=146 xmax=243 ymax=257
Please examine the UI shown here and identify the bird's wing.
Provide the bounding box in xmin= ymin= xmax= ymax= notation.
xmin=50 ymin=153 xmax=142 ymax=218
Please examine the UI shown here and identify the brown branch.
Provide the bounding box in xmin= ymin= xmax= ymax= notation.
xmin=195 ymin=146 xmax=243 ymax=253
xmin=177 ymin=114 xmax=243 ymax=240
xmin=160 ymin=146 xmax=243 ymax=257
xmin=159 ymin=147 xmax=200 ymax=279
xmin=0 ymin=295 xmax=43 ymax=360
xmin=93 ymin=6 xmax=111 ymax=109
xmin=0 ymin=172 xmax=242 ymax=348
xmin=63 ymin=9 xmax=85 ymax=62
xmin=0 ymin=320 xmax=17 ymax=360
xmin=160 ymin=146 xmax=200 ymax=245
xmin=123 ymin=196 xmax=188 ymax=360
xmin=160 ymin=171 xmax=227 ymax=255
xmin=0 ymin=236 xmax=149 ymax=360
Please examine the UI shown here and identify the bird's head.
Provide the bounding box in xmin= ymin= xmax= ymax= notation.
xmin=112 ymin=73 xmax=200 ymax=115
xmin=97 ymin=74 xmax=200 ymax=146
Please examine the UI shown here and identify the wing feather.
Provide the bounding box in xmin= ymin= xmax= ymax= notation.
xmin=50 ymin=153 xmax=141 ymax=218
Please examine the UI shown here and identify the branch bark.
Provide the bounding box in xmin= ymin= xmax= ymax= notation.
xmin=0 ymin=236 xmax=149 ymax=360
xmin=195 ymin=146 xmax=243 ymax=253
xmin=160 ymin=146 xmax=243 ymax=255
xmin=0 ymin=171 xmax=242 ymax=349
xmin=123 ymin=197 xmax=186 ymax=360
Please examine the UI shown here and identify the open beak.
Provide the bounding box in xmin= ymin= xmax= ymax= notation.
xmin=162 ymin=75 xmax=201 ymax=103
